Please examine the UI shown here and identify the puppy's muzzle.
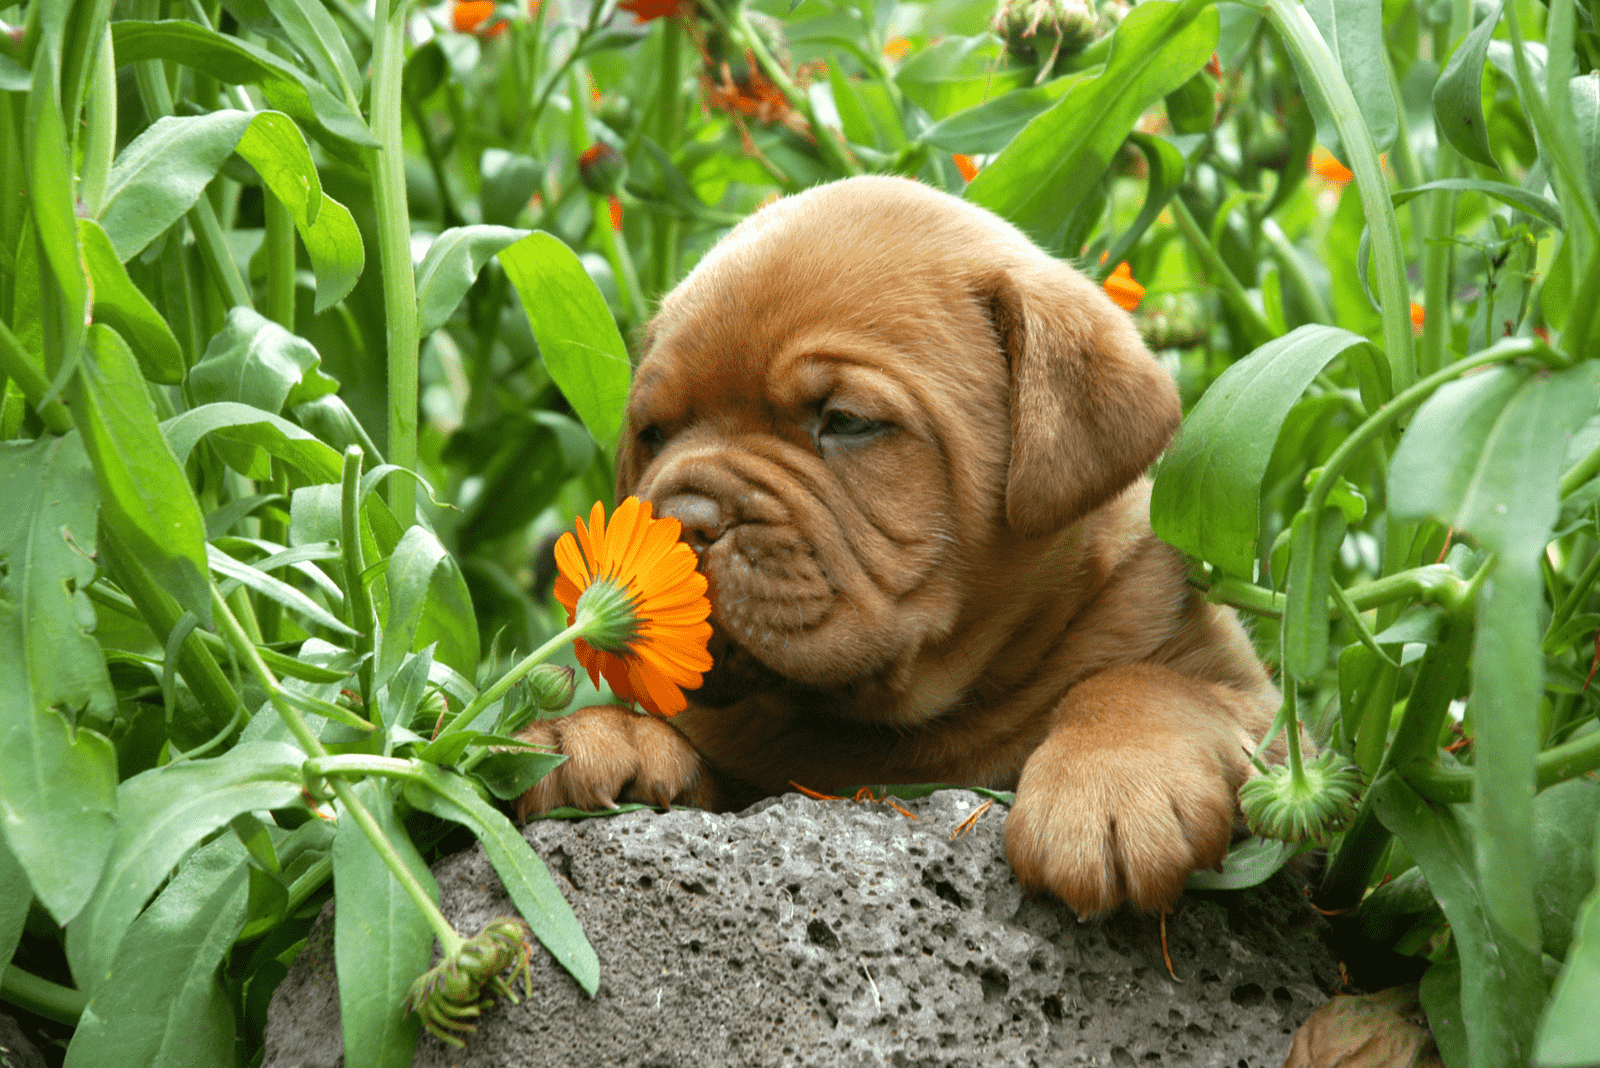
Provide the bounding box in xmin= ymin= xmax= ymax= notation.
xmin=657 ymin=492 xmax=727 ymax=554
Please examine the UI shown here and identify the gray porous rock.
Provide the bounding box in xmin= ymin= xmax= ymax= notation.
xmin=0 ymin=1013 xmax=48 ymax=1068
xmin=263 ymin=789 xmax=1339 ymax=1068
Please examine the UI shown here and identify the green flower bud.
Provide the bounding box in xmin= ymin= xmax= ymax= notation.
xmin=577 ymin=142 xmax=625 ymax=195
xmin=527 ymin=663 xmax=577 ymax=711
xmin=1239 ymin=750 xmax=1363 ymax=845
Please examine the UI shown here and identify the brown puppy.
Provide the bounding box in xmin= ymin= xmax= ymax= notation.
xmin=517 ymin=175 xmax=1280 ymax=916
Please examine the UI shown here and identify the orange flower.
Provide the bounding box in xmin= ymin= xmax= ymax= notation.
xmin=952 ymin=154 xmax=980 ymax=182
xmin=553 ymin=498 xmax=713 ymax=717
xmin=608 ymin=194 xmax=623 ymax=232
xmin=882 ymin=37 xmax=911 ymax=62
xmin=1410 ymin=301 xmax=1425 ymax=334
xmin=453 ymin=0 xmax=508 ymax=36
xmin=1103 ymin=261 xmax=1144 ymax=311
xmin=619 ymin=0 xmax=685 ymax=23
xmin=1310 ymin=145 xmax=1352 ymax=184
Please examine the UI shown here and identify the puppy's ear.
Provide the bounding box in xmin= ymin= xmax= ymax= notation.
xmin=984 ymin=264 xmax=1180 ymax=538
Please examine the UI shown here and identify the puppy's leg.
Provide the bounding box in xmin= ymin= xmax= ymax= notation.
xmin=1003 ymin=663 xmax=1267 ymax=916
xmin=513 ymin=706 xmax=716 ymax=821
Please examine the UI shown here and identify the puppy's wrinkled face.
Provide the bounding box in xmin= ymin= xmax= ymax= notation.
xmin=619 ymin=182 xmax=1019 ymax=695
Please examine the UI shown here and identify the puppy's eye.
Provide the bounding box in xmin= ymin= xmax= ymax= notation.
xmin=637 ymin=425 xmax=666 ymax=453
xmin=820 ymin=410 xmax=886 ymax=440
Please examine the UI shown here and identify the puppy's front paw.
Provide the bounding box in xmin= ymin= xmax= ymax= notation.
xmin=512 ymin=705 xmax=712 ymax=820
xmin=1003 ymin=735 xmax=1237 ymax=916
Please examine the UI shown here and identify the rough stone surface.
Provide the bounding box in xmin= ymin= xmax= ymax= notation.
xmin=264 ymin=790 xmax=1339 ymax=1067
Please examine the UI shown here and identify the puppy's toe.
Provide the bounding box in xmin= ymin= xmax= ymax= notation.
xmin=1004 ymin=743 xmax=1234 ymax=916
xmin=512 ymin=705 xmax=709 ymax=819
xmin=620 ymin=714 xmax=713 ymax=809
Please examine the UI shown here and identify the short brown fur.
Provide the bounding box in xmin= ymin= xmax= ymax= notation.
xmin=517 ymin=176 xmax=1280 ymax=915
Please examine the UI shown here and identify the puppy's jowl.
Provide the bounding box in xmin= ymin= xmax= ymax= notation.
xmin=518 ymin=175 xmax=1281 ymax=916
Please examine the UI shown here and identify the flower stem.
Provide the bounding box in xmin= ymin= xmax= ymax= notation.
xmin=369 ymin=0 xmax=420 ymax=528
xmin=1169 ymin=196 xmax=1276 ymax=347
xmin=0 ymin=965 xmax=86 ymax=1026
xmin=262 ymin=189 xmax=297 ymax=329
xmin=440 ymin=619 xmax=588 ymax=737
xmin=209 ymin=585 xmax=465 ymax=956
xmin=340 ymin=446 xmax=376 ymax=707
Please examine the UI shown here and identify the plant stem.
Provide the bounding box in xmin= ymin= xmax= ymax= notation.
xmin=209 ymin=586 xmax=465 ymax=956
xmin=1408 ymin=721 xmax=1600 ymax=803
xmin=0 ymin=965 xmax=87 ymax=1025
xmin=1262 ymin=219 xmax=1332 ymax=326
xmin=76 ymin=26 xmax=115 ymax=218
xmin=262 ymin=189 xmax=296 ymax=330
xmin=341 ymin=446 xmax=377 ymax=706
xmin=0 ymin=318 xmax=73 ymax=433
xmin=369 ymin=0 xmax=420 ymax=529
xmin=439 ymin=619 xmax=587 ymax=737
xmin=1263 ymin=0 xmax=1413 ymax=391
xmin=1170 ymin=195 xmax=1276 ymax=346
xmin=648 ymin=16 xmax=684 ymax=297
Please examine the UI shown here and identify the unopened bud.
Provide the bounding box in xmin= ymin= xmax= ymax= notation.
xmin=1239 ymin=750 xmax=1362 ymax=845
xmin=526 ymin=664 xmax=577 ymax=711
xmin=577 ymin=142 xmax=624 ymax=195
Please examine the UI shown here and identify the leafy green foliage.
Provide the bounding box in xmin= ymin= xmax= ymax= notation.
xmin=5 ymin=0 xmax=1600 ymax=1066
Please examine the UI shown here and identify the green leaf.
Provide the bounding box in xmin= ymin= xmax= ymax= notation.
xmin=25 ymin=43 xmax=90 ymax=395
xmin=828 ymin=64 xmax=883 ymax=149
xmin=1419 ymin=959 xmax=1469 ymax=1068
xmin=894 ymin=35 xmax=1031 ymax=119
xmin=332 ymin=780 xmax=429 ymax=1068
xmin=1184 ymin=836 xmax=1301 ymax=890
xmin=1538 ymin=802 xmax=1600 ymax=1066
xmin=414 ymin=225 xmax=531 ymax=336
xmin=1303 ymin=0 xmax=1398 ymax=157
xmin=1532 ymin=777 xmax=1600 ymax=961
xmin=1571 ymin=73 xmax=1600 ymax=209
xmin=473 ymin=750 xmax=566 ymax=801
xmin=110 ymin=20 xmax=377 ymax=152
xmin=1432 ymin=1 xmax=1503 ymax=170
xmin=1371 ymin=776 xmax=1546 ymax=1068
xmin=404 ymin=764 xmax=599 ymax=995
xmin=64 ymin=835 xmax=248 ymax=1068
xmin=99 ymin=110 xmax=256 ymax=261
xmin=163 ymin=402 xmax=344 ymax=484
xmin=65 ymin=741 xmax=305 ymax=995
xmin=189 ymin=307 xmax=338 ymax=416
xmin=1152 ymin=325 xmax=1376 ymax=579
xmin=1390 ymin=362 xmax=1600 ymax=561
xmin=0 ymin=54 xmax=28 ymax=91
xmin=68 ymin=325 xmax=213 ymax=624
xmin=379 ymin=526 xmax=479 ymax=689
xmin=444 ymin=410 xmax=596 ymax=547
xmin=259 ymin=0 xmax=362 ymax=106
xmin=1283 ymin=505 xmax=1346 ymax=682
xmin=208 ymin=544 xmax=356 ymax=637
xmin=1391 ymin=179 xmax=1562 ymax=230
xmin=79 ymin=219 xmax=185 ymax=384
xmin=497 ymin=232 xmax=631 ymax=450
xmin=1098 ymin=132 xmax=1187 ymax=273
xmin=964 ymin=0 xmax=1218 ymax=250
xmin=0 ymin=833 xmax=30 ymax=968
xmin=98 ymin=109 xmax=363 ymax=307
xmin=0 ymin=436 xmax=118 ymax=926
xmin=480 ymin=149 xmax=542 ymax=228
xmin=919 ymin=72 xmax=1085 ymax=154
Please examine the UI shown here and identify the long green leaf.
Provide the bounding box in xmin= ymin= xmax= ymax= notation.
xmin=0 ymin=834 xmax=30 ymax=969
xmin=332 ymin=780 xmax=430 ymax=1068
xmin=64 ymin=835 xmax=249 ymax=1068
xmin=79 ymin=219 xmax=185 ymax=384
xmin=964 ymin=0 xmax=1217 ymax=249
xmin=68 ymin=325 xmax=212 ymax=623
xmin=163 ymin=402 xmax=344 ymax=484
xmin=497 ymin=232 xmax=631 ymax=450
xmin=207 ymin=543 xmax=356 ymax=636
xmin=260 ymin=0 xmax=362 ymax=106
xmin=1391 ymin=179 xmax=1562 ymax=231
xmin=919 ymin=72 xmax=1085 ymax=154
xmin=379 ymin=526 xmax=478 ymax=689
xmin=404 ymin=764 xmax=599 ymax=995
xmin=0 ymin=436 xmax=118 ymax=926
xmin=1433 ymin=1 xmax=1503 ymax=170
xmin=1152 ymin=324 xmax=1375 ymax=579
xmin=110 ymin=19 xmax=377 ymax=151
xmin=1372 ymin=777 xmax=1547 ymax=1068
xmin=1538 ymin=799 xmax=1600 ymax=1065
xmin=414 ymin=225 xmax=531 ymax=336
xmin=1303 ymin=0 xmax=1398 ymax=157
xmin=25 ymin=42 xmax=90 ymax=396
xmin=65 ymin=741 xmax=305 ymax=995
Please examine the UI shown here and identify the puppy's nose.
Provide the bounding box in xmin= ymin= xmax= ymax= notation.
xmin=657 ymin=493 xmax=726 ymax=553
